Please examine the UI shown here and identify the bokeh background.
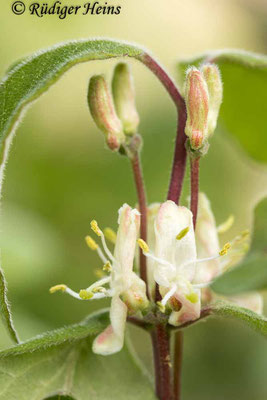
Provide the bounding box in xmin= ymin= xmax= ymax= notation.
xmin=0 ymin=0 xmax=267 ymax=399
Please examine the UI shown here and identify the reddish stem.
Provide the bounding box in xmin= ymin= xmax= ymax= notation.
xmin=153 ymin=324 xmax=173 ymax=400
xmin=167 ymin=105 xmax=187 ymax=203
xmin=131 ymin=152 xmax=150 ymax=298
xmin=140 ymin=54 xmax=184 ymax=111
xmin=173 ymin=332 xmax=183 ymax=400
xmin=190 ymin=157 xmax=200 ymax=228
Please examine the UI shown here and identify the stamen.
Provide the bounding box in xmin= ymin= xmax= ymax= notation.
xmin=90 ymin=220 xmax=102 ymax=237
xmin=49 ymin=284 xmax=66 ymax=294
xmin=104 ymin=227 xmax=117 ymax=244
xmin=85 ymin=235 xmax=98 ymax=251
xmin=92 ymin=286 xmax=106 ymax=293
xmin=137 ymin=238 xmax=149 ymax=253
xmin=157 ymin=301 xmax=166 ymax=313
xmin=161 ymin=285 xmax=177 ymax=306
xmin=50 ymin=284 xmax=82 ymax=300
xmin=176 ymin=226 xmax=189 ymax=240
xmin=219 ymin=242 xmax=231 ymax=256
xmin=96 ymin=247 xmax=108 ymax=264
xmin=103 ymin=261 xmax=112 ymax=273
xmin=79 ymin=289 xmax=112 ymax=300
xmin=144 ymin=252 xmax=175 ymax=270
xmin=86 ymin=276 xmax=111 ymax=292
xmin=79 ymin=290 xmax=94 ymax=300
xmin=217 ymin=215 xmax=234 ymax=234
xmin=100 ymin=233 xmax=116 ymax=262
xmin=94 ymin=269 xmax=105 ymax=278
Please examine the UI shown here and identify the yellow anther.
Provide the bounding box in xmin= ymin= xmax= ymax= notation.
xmin=104 ymin=228 xmax=117 ymax=244
xmin=90 ymin=220 xmax=102 ymax=237
xmin=103 ymin=261 xmax=112 ymax=273
xmin=186 ymin=292 xmax=199 ymax=304
xmin=92 ymin=286 xmax=106 ymax=293
xmin=137 ymin=238 xmax=149 ymax=253
xmin=157 ymin=301 xmax=166 ymax=313
xmin=241 ymin=229 xmax=250 ymax=238
xmin=219 ymin=242 xmax=231 ymax=256
xmin=217 ymin=215 xmax=234 ymax=234
xmin=79 ymin=290 xmax=94 ymax=300
xmin=176 ymin=226 xmax=190 ymax=240
xmin=94 ymin=269 xmax=105 ymax=279
xmin=49 ymin=284 xmax=66 ymax=294
xmin=85 ymin=235 xmax=98 ymax=251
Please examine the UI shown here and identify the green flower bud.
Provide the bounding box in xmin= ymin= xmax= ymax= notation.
xmin=88 ymin=75 xmax=125 ymax=151
xmin=184 ymin=67 xmax=209 ymax=150
xmin=201 ymin=63 xmax=223 ymax=136
xmin=112 ymin=63 xmax=140 ymax=135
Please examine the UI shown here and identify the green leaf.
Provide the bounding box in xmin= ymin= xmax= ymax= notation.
xmin=211 ymin=198 xmax=267 ymax=295
xmin=207 ymin=301 xmax=267 ymax=337
xmin=0 ymin=309 xmax=156 ymax=400
xmin=0 ymin=267 xmax=19 ymax=344
xmin=177 ymin=49 xmax=267 ymax=162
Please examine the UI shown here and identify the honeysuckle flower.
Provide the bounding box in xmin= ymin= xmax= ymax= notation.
xmin=50 ymin=203 xmax=148 ymax=355
xmin=139 ymin=200 xmax=228 ymax=326
xmin=195 ymin=193 xmax=263 ymax=314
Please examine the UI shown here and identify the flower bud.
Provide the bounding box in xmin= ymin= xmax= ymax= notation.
xmin=112 ymin=63 xmax=139 ymax=135
xmin=184 ymin=67 xmax=209 ymax=150
xmin=201 ymin=63 xmax=223 ymax=135
xmin=88 ymin=75 xmax=125 ymax=151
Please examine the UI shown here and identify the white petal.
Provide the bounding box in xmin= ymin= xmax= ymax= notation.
xmin=168 ymin=288 xmax=201 ymax=326
xmin=114 ymin=204 xmax=140 ymax=287
xmin=154 ymin=201 xmax=197 ymax=286
xmin=146 ymin=203 xmax=161 ymax=294
xmin=195 ymin=193 xmax=221 ymax=284
xmin=227 ymin=292 xmax=263 ymax=315
xmin=93 ymin=294 xmax=127 ymax=355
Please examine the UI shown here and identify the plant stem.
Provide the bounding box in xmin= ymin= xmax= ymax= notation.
xmin=153 ymin=324 xmax=173 ymax=400
xmin=167 ymin=105 xmax=187 ymax=203
xmin=190 ymin=157 xmax=200 ymax=229
xmin=140 ymin=54 xmax=187 ymax=205
xmin=140 ymin=54 xmax=184 ymax=110
xmin=173 ymin=332 xmax=183 ymax=400
xmin=131 ymin=151 xmax=150 ymax=298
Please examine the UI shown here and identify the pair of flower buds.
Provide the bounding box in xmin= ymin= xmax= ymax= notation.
xmin=88 ymin=61 xmax=223 ymax=154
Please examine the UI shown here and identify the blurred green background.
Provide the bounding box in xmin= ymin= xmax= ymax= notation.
xmin=0 ymin=0 xmax=267 ymax=399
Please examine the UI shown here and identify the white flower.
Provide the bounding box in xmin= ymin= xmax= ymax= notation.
xmin=195 ymin=193 xmax=263 ymax=314
xmin=50 ymin=203 xmax=148 ymax=355
xmin=139 ymin=201 xmax=204 ymax=326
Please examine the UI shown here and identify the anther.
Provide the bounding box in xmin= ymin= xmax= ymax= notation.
xmin=176 ymin=226 xmax=190 ymax=240
xmin=49 ymin=284 xmax=66 ymax=294
xmin=137 ymin=238 xmax=149 ymax=253
xmin=104 ymin=227 xmax=117 ymax=244
xmin=90 ymin=220 xmax=102 ymax=237
xmin=103 ymin=261 xmax=112 ymax=273
xmin=85 ymin=235 xmax=98 ymax=250
xmin=79 ymin=290 xmax=94 ymax=300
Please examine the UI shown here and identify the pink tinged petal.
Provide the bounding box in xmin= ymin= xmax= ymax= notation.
xmin=194 ymin=193 xmax=221 ymax=284
xmin=93 ymin=295 xmax=127 ymax=355
xmin=114 ymin=204 xmax=140 ymax=284
xmin=154 ymin=201 xmax=197 ymax=287
xmin=227 ymin=292 xmax=263 ymax=315
xmin=168 ymin=289 xmax=201 ymax=326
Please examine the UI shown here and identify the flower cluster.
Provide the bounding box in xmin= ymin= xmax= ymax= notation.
xmin=50 ymin=193 xmax=262 ymax=355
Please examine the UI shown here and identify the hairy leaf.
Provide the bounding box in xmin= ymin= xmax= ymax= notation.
xmin=207 ymin=301 xmax=267 ymax=337
xmin=211 ymin=198 xmax=267 ymax=294
xmin=0 ymin=310 xmax=156 ymax=400
xmin=0 ymin=267 xmax=19 ymax=344
xmin=177 ymin=49 xmax=267 ymax=162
